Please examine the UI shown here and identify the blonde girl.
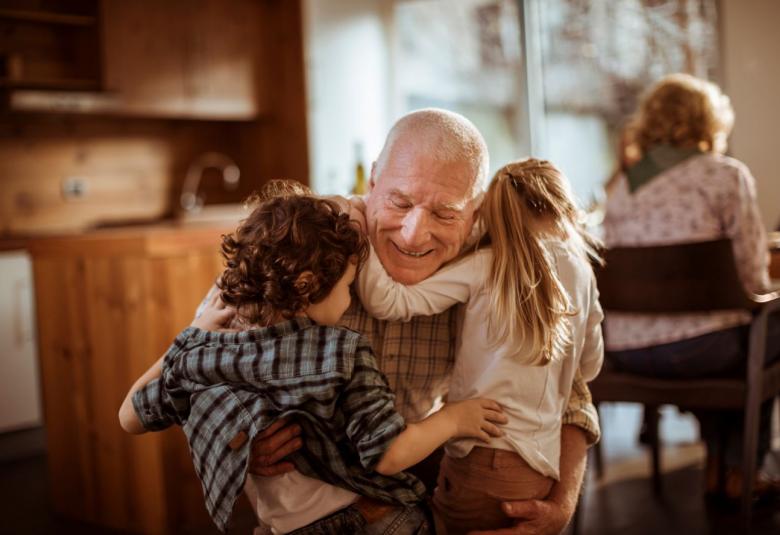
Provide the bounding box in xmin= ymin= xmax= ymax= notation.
xmin=357 ymin=158 xmax=604 ymax=534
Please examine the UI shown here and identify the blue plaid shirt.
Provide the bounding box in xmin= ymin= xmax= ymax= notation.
xmin=133 ymin=317 xmax=426 ymax=532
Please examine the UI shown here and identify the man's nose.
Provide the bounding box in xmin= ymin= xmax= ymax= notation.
xmin=400 ymin=208 xmax=432 ymax=246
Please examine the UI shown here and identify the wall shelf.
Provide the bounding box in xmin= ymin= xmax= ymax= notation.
xmin=0 ymin=77 xmax=101 ymax=91
xmin=0 ymin=8 xmax=96 ymax=27
xmin=0 ymin=1 xmax=102 ymax=96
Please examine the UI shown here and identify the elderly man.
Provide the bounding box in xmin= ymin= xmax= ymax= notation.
xmin=251 ymin=109 xmax=599 ymax=535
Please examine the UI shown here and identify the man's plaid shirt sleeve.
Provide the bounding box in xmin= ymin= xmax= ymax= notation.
xmin=562 ymin=370 xmax=601 ymax=445
xmin=341 ymin=337 xmax=406 ymax=470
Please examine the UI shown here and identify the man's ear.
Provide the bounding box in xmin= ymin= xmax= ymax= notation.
xmin=368 ymin=162 xmax=377 ymax=192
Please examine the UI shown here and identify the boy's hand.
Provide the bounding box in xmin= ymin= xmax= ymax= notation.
xmin=443 ymin=398 xmax=507 ymax=442
xmin=191 ymin=291 xmax=236 ymax=331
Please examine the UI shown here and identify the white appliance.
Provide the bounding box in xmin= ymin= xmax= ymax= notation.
xmin=0 ymin=250 xmax=42 ymax=432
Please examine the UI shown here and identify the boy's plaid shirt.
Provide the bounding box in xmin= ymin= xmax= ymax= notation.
xmin=133 ymin=318 xmax=426 ymax=532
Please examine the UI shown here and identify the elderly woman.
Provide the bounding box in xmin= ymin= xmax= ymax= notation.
xmin=602 ymin=73 xmax=780 ymax=502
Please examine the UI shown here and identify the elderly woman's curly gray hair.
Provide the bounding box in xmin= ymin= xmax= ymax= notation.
xmin=630 ymin=73 xmax=734 ymax=155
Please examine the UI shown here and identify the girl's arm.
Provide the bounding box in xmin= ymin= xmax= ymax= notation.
xmin=324 ymin=194 xmax=367 ymax=232
xmin=357 ymin=247 xmax=489 ymax=322
xmin=579 ymin=277 xmax=605 ymax=382
xmin=375 ymin=397 xmax=506 ymax=475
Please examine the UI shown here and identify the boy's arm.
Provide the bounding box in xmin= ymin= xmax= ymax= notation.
xmin=375 ymin=397 xmax=506 ymax=475
xmin=118 ymin=291 xmax=235 ymax=434
xmin=357 ymin=247 xmax=485 ymax=322
xmin=342 ymin=341 xmax=506 ymax=475
xmin=119 ymin=355 xmax=165 ymax=434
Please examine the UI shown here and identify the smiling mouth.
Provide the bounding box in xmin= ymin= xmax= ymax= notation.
xmin=392 ymin=242 xmax=433 ymax=258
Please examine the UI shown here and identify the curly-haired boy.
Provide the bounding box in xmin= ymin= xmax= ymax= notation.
xmin=118 ymin=182 xmax=505 ymax=534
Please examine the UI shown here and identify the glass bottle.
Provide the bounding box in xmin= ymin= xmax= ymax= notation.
xmin=351 ymin=142 xmax=366 ymax=195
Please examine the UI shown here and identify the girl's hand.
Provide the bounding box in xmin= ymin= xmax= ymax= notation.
xmin=443 ymin=398 xmax=507 ymax=442
xmin=347 ymin=196 xmax=367 ymax=232
xmin=324 ymin=194 xmax=351 ymax=214
xmin=191 ymin=291 xmax=236 ymax=331
xmin=324 ymin=195 xmax=367 ymax=232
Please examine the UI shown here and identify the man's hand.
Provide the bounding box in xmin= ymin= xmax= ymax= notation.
xmin=468 ymin=499 xmax=571 ymax=535
xmin=248 ymin=418 xmax=303 ymax=477
xmin=468 ymin=425 xmax=588 ymax=535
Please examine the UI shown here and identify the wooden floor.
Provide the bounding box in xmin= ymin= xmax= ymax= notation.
xmin=1 ymin=404 xmax=779 ymax=534
xmin=576 ymin=403 xmax=780 ymax=535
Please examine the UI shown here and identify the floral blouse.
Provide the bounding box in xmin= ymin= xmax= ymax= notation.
xmin=603 ymin=152 xmax=770 ymax=351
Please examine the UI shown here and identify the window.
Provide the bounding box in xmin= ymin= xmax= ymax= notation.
xmin=393 ymin=0 xmax=529 ymax=176
xmin=530 ymin=0 xmax=720 ymax=204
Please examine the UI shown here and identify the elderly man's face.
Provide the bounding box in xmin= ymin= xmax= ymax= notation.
xmin=365 ymin=144 xmax=478 ymax=285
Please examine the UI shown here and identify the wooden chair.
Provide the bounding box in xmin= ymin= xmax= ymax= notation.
xmin=589 ymin=239 xmax=780 ymax=530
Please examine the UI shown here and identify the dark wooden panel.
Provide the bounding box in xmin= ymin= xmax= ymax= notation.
xmin=31 ymin=227 xmax=226 ymax=533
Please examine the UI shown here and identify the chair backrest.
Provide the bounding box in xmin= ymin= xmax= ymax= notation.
xmin=596 ymin=239 xmax=756 ymax=313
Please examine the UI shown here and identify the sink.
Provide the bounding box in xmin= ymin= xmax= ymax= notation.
xmin=88 ymin=203 xmax=250 ymax=231
xmin=176 ymin=203 xmax=249 ymax=226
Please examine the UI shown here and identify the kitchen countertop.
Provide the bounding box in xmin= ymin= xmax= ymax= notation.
xmin=7 ymin=220 xmax=236 ymax=258
xmin=0 ymin=236 xmax=30 ymax=253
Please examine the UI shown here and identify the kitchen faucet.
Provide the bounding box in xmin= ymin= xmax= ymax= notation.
xmin=180 ymin=152 xmax=241 ymax=212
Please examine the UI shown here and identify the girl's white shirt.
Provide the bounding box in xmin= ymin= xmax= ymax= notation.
xmin=357 ymin=239 xmax=604 ymax=479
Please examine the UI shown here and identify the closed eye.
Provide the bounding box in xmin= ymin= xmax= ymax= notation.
xmin=389 ymin=197 xmax=412 ymax=210
xmin=434 ymin=211 xmax=457 ymax=221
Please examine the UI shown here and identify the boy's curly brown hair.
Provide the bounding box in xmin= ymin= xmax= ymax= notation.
xmin=217 ymin=180 xmax=368 ymax=326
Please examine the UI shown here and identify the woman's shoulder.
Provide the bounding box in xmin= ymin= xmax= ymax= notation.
xmin=691 ymin=152 xmax=752 ymax=179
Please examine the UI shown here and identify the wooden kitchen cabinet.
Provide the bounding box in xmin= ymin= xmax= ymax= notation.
xmin=0 ymin=1 xmax=102 ymax=91
xmin=28 ymin=224 xmax=240 ymax=534
xmin=6 ymin=0 xmax=268 ymax=120
xmin=100 ymin=0 xmax=265 ymax=120
xmin=0 ymin=0 xmax=308 ymax=251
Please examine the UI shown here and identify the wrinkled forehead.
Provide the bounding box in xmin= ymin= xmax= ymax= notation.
xmin=375 ymin=144 xmax=482 ymax=202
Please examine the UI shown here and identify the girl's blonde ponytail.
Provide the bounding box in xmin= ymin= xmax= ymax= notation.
xmin=481 ymin=159 xmax=600 ymax=365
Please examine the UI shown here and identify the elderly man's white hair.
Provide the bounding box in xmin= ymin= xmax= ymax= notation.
xmin=374 ymin=108 xmax=490 ymax=195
